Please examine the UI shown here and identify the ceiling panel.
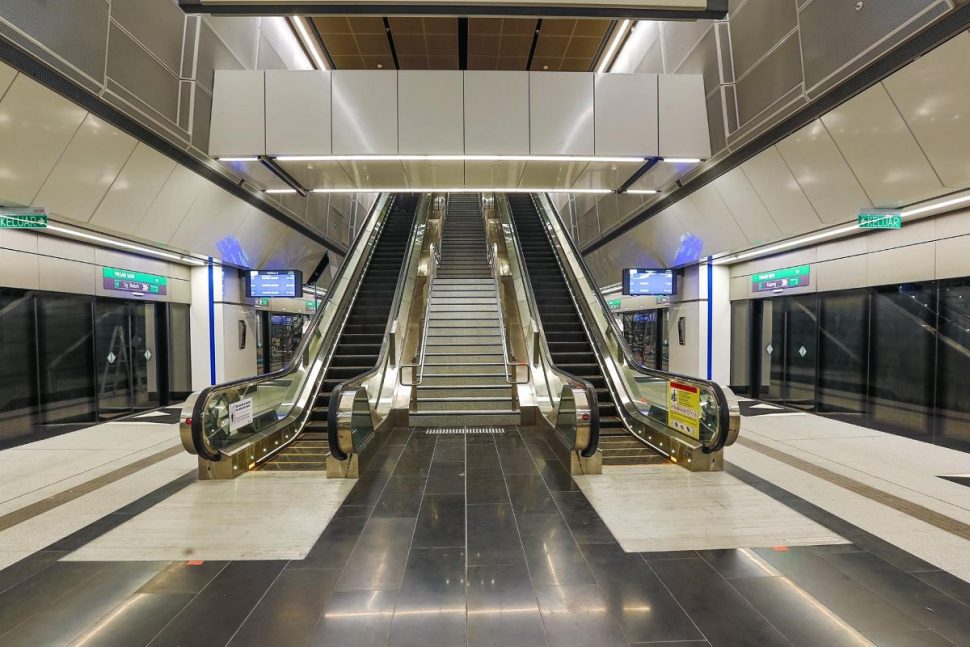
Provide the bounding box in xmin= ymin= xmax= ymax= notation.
xmin=709 ymin=167 xmax=782 ymax=246
xmin=0 ymin=75 xmax=87 ymax=206
xmin=821 ymin=84 xmax=943 ymax=208
xmin=218 ymin=159 xmax=291 ymax=190
xmin=570 ymin=161 xmax=642 ymax=191
xmin=688 ymin=183 xmax=749 ymax=252
xmin=136 ymin=165 xmax=209 ymax=244
xmin=882 ymin=32 xmax=970 ymax=189
xmin=90 ymin=143 xmax=177 ymax=234
xmin=402 ymin=161 xmax=464 ymax=187
xmin=0 ymin=61 xmax=16 ymax=97
xmin=518 ymin=160 xmax=590 ymax=189
xmin=338 ymin=160 xmax=409 ymax=188
xmin=277 ymin=160 xmax=355 ymax=190
xmin=627 ymin=161 xmax=692 ymax=192
xmin=775 ymin=119 xmax=872 ymax=224
xmin=464 ymin=161 xmax=526 ymax=187
xmin=33 ymin=114 xmax=138 ymax=223
xmin=169 ymin=184 xmax=237 ymax=254
xmin=741 ymin=146 xmax=822 ymax=236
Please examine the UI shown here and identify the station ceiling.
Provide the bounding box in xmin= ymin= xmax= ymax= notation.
xmin=309 ymin=17 xmax=614 ymax=71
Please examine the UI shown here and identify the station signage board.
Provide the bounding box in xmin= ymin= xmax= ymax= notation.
xmin=858 ymin=211 xmax=902 ymax=229
xmin=0 ymin=207 xmax=48 ymax=229
xmin=103 ymin=267 xmax=168 ymax=295
xmin=752 ymin=265 xmax=810 ymax=293
xmin=607 ymin=299 xmax=622 ymax=310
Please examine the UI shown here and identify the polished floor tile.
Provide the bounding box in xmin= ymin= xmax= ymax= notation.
xmin=466 ymin=563 xmax=546 ymax=647
xmin=373 ymin=476 xmax=427 ymax=518
xmin=467 ymin=503 xmax=525 ymax=566
xmin=388 ymin=547 xmax=466 ymax=647
xmin=425 ymin=462 xmax=465 ymax=495
xmin=307 ymin=589 xmax=398 ymax=647
xmin=335 ymin=517 xmax=416 ymax=592
xmin=535 ymin=583 xmax=628 ymax=647
xmin=412 ymin=494 xmax=465 ymax=548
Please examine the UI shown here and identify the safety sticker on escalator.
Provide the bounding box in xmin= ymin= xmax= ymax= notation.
xmin=667 ymin=381 xmax=700 ymax=440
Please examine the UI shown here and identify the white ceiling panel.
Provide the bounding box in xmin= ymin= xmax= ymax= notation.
xmin=34 ymin=114 xmax=138 ymax=223
xmin=402 ymin=161 xmax=464 ymax=188
xmin=90 ymin=143 xmax=176 ymax=234
xmin=0 ymin=75 xmax=87 ymax=205
xmin=169 ymin=184 xmax=236 ymax=255
xmin=464 ymin=161 xmax=526 ymax=188
xmin=775 ymin=120 xmax=871 ymax=224
xmin=614 ymin=193 xmax=651 ymax=225
xmin=278 ymin=161 xmax=355 ymax=190
xmin=883 ymin=33 xmax=970 ymax=189
xmin=518 ymin=161 xmax=589 ymax=189
xmin=570 ymin=162 xmax=643 ymax=191
xmin=594 ymin=195 xmax=621 ymax=233
xmin=0 ymin=61 xmax=16 ymax=98
xmin=235 ymin=210 xmax=289 ymax=268
xmin=688 ymin=183 xmax=749 ymax=252
xmin=338 ymin=160 xmax=409 ymax=188
xmin=821 ymin=84 xmax=943 ymax=208
xmin=627 ymin=160 xmax=692 ymax=192
xmin=306 ymin=193 xmax=330 ymax=233
xmin=643 ymin=214 xmax=688 ymax=267
xmin=710 ymin=168 xmax=781 ymax=246
xmin=741 ymin=146 xmax=822 ymax=236
xmin=137 ymin=165 xmax=209 ymax=244
xmin=219 ymin=159 xmax=290 ymax=191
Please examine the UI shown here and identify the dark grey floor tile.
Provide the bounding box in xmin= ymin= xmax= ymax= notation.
xmin=388 ymin=547 xmax=466 ymax=647
xmin=864 ymin=628 xmax=956 ymax=646
xmin=228 ymin=568 xmax=341 ymax=647
xmin=466 ymin=473 xmax=509 ymax=505
xmin=517 ymin=516 xmax=595 ymax=587
xmin=70 ymin=591 xmax=196 ymax=647
xmin=432 ymin=438 xmax=465 ymax=462
xmin=343 ymin=469 xmax=392 ymax=507
xmin=505 ymin=474 xmax=559 ymax=514
xmin=535 ymin=584 xmax=627 ymax=647
xmin=467 ymin=504 xmax=525 ymax=566
xmin=752 ymin=548 xmax=922 ymax=634
xmin=498 ymin=452 xmax=540 ymax=476
xmin=384 ymin=428 xmax=414 ymax=445
xmin=640 ymin=550 xmax=700 ymax=562
xmin=149 ymin=560 xmax=286 ymax=647
xmin=0 ymin=562 xmax=164 ymax=647
xmin=368 ymin=443 xmax=407 ymax=472
xmin=425 ymin=461 xmax=465 ymax=495
xmin=466 ymin=443 xmax=500 ymax=469
xmin=412 ymin=494 xmax=465 ymax=548
xmin=699 ymin=549 xmax=784 ymax=580
xmin=524 ymin=438 xmax=558 ymax=460
xmin=336 ymin=517 xmax=416 ymax=592
xmin=731 ymin=575 xmax=878 ymax=647
xmin=651 ymin=556 xmax=792 ymax=647
xmin=551 ymin=490 xmax=615 ymax=544
xmin=0 ymin=562 xmax=105 ymax=635
xmin=307 ymin=590 xmax=398 ymax=647
xmin=820 ymin=551 xmax=970 ymax=645
xmin=584 ymin=543 xmax=703 ymax=643
xmin=297 ymin=514 xmax=369 ymax=571
xmin=373 ymin=476 xmax=427 ymax=517
xmin=466 ymin=563 xmax=545 ymax=647
xmin=533 ymin=458 xmax=580 ymax=492
xmin=914 ymin=570 xmax=970 ymax=607
xmin=0 ymin=550 xmax=66 ymax=595
xmin=138 ymin=560 xmax=229 ymax=594
xmin=331 ymin=504 xmax=375 ymax=520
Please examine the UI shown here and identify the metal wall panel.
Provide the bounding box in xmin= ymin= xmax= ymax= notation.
xmin=594 ymin=73 xmax=658 ymax=157
xmin=109 ymin=0 xmax=186 ymax=75
xmin=463 ymin=71 xmax=530 ymax=155
xmin=734 ymin=31 xmax=802 ymax=126
xmin=659 ymin=20 xmax=713 ymax=73
xmin=741 ymin=146 xmax=821 ymax=236
xmin=106 ymin=24 xmax=182 ymax=125
xmin=672 ymin=27 xmax=720 ymax=98
xmin=398 ymin=71 xmax=464 ymax=155
xmin=266 ymin=70 xmax=332 ymax=156
xmin=658 ymin=74 xmax=711 ymax=158
xmin=530 ymin=72 xmax=594 ymax=156
xmin=332 ymin=70 xmax=398 ymax=155
xmin=729 ymin=0 xmax=797 ymax=80
xmin=192 ymin=86 xmax=213 ymax=153
xmin=195 ymin=20 xmax=246 ymax=92
xmin=209 ymin=70 xmax=265 ymax=156
xmin=256 ymin=34 xmax=286 ymax=70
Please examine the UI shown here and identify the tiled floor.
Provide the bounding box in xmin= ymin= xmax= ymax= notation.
xmin=0 ymin=425 xmax=969 ymax=645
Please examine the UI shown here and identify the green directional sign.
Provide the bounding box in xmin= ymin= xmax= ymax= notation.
xmin=607 ymin=299 xmax=622 ymax=310
xmin=858 ymin=211 xmax=902 ymax=229
xmin=0 ymin=207 xmax=48 ymax=229
xmin=752 ymin=265 xmax=810 ymax=293
xmin=102 ymin=267 xmax=168 ymax=295
xmin=305 ymin=300 xmax=317 ymax=311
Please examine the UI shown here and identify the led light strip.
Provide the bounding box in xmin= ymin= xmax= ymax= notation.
xmin=289 ymin=17 xmax=328 ymax=70
xmin=625 ymin=189 xmax=658 ymax=195
xmin=302 ymin=187 xmax=614 ymax=194
xmin=45 ymin=224 xmax=206 ymax=266
xmin=269 ymin=154 xmax=649 ymax=164
xmin=713 ymin=191 xmax=970 ymax=265
xmin=597 ymin=19 xmax=632 ymax=74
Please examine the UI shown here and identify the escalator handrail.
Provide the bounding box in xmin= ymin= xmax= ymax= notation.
xmin=498 ymin=194 xmax=600 ymax=457
xmin=190 ymin=194 xmax=394 ymax=461
xmin=535 ymin=193 xmax=738 ymax=453
xmin=327 ymin=194 xmax=428 ymax=461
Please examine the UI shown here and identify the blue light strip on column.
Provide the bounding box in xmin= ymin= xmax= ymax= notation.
xmin=706 ymin=257 xmax=713 ymax=381
xmin=207 ymin=258 xmax=216 ymax=385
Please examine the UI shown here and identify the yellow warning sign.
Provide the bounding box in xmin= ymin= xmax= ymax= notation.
xmin=667 ymin=381 xmax=700 ymax=440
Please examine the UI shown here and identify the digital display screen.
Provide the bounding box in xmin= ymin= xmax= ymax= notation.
xmin=622 ymin=268 xmax=676 ymax=296
xmin=246 ymin=270 xmax=303 ymax=298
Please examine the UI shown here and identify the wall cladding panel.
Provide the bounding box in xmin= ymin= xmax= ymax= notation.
xmin=106 ymin=23 xmax=182 ymax=125
xmin=729 ymin=0 xmax=797 ymax=80
xmin=109 ymin=0 xmax=186 ymax=75
xmin=734 ymin=31 xmax=802 ymax=127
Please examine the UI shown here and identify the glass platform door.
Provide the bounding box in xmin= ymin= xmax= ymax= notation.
xmin=758 ymin=296 xmax=818 ymax=409
xmin=95 ymin=299 xmax=160 ymax=419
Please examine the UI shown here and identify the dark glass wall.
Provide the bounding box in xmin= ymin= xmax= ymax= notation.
xmin=0 ymin=288 xmax=192 ymax=447
xmin=620 ymin=309 xmax=665 ymax=370
xmin=731 ymin=278 xmax=970 ymax=452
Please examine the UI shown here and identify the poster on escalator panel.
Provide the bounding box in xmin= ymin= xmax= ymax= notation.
xmin=228 ymin=398 xmax=253 ymax=432
xmin=667 ymin=381 xmax=700 ymax=440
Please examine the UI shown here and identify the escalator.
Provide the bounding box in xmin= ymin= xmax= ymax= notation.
xmin=508 ymin=195 xmax=665 ymax=466
xmin=261 ymin=196 xmax=418 ymax=470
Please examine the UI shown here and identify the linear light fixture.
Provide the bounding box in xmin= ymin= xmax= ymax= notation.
xmin=218 ymin=157 xmax=260 ymax=163
xmin=662 ymin=157 xmax=702 ymax=164
xmin=265 ymin=188 xmax=298 ymax=194
xmin=625 ymin=189 xmax=658 ymax=195
xmin=597 ymin=19 xmax=632 ymax=74
xmin=273 ymin=154 xmax=648 ymax=164
xmin=289 ymin=17 xmax=328 ymax=70
xmin=306 ymin=187 xmax=613 ymax=194
xmin=712 ymin=191 xmax=970 ymax=265
xmin=45 ymin=224 xmax=206 ymax=266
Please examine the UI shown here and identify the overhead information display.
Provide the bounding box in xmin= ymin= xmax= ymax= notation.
xmin=623 ymin=269 xmax=676 ymax=296
xmin=247 ymin=270 xmax=303 ymax=298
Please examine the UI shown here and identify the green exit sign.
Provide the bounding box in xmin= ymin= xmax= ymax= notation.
xmin=607 ymin=299 xmax=621 ymax=310
xmin=0 ymin=208 xmax=48 ymax=228
xmin=305 ymin=300 xmax=317 ymax=311
xmin=858 ymin=211 xmax=902 ymax=229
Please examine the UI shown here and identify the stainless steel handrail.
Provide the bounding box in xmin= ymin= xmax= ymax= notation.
xmin=186 ymin=195 xmax=393 ymax=462
xmin=534 ymin=193 xmax=740 ymax=453
xmin=486 ymin=239 xmax=522 ymax=386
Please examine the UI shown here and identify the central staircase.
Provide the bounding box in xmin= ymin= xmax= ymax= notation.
xmin=409 ymin=193 xmax=519 ymax=427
